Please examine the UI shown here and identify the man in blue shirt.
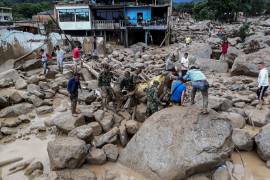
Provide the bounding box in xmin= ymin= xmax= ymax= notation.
xmin=183 ymin=66 xmax=209 ymax=114
xmin=67 ymin=73 xmax=81 ymax=117
xmin=170 ymin=78 xmax=186 ymax=106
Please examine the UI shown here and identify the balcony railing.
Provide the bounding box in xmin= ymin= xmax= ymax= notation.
xmin=91 ymin=19 xmax=167 ymax=30
xmin=91 ymin=20 xmax=125 ymax=29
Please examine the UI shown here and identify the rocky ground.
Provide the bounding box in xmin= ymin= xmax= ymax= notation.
xmin=0 ymin=16 xmax=270 ymax=180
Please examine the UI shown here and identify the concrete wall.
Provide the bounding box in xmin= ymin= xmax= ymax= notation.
xmin=125 ymin=7 xmax=151 ymax=25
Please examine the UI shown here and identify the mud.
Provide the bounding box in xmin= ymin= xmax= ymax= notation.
xmin=231 ymin=151 xmax=270 ymax=180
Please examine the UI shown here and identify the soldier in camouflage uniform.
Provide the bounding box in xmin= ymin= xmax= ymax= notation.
xmin=98 ymin=63 xmax=115 ymax=110
xmin=145 ymin=81 xmax=162 ymax=116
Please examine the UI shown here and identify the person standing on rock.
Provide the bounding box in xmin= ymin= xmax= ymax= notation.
xmin=183 ymin=66 xmax=209 ymax=114
xmin=98 ymin=63 xmax=115 ymax=110
xmin=40 ymin=49 xmax=49 ymax=75
xmin=221 ymin=38 xmax=229 ymax=61
xmin=180 ymin=52 xmax=189 ymax=77
xmin=72 ymin=45 xmax=82 ymax=72
xmin=55 ymin=45 xmax=65 ymax=73
xmin=67 ymin=73 xmax=81 ymax=117
xmin=257 ymin=62 xmax=269 ymax=109
xmin=145 ymin=81 xmax=162 ymax=116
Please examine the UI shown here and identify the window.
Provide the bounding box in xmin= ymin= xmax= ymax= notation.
xmin=4 ymin=16 xmax=10 ymax=20
xmin=59 ymin=9 xmax=75 ymax=22
xmin=76 ymin=9 xmax=89 ymax=22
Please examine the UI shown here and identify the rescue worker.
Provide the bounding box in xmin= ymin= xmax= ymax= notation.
xmin=145 ymin=81 xmax=162 ymax=116
xmin=183 ymin=66 xmax=209 ymax=114
xmin=98 ymin=63 xmax=115 ymax=110
xmin=120 ymin=71 xmax=137 ymax=109
xmin=55 ymin=45 xmax=65 ymax=73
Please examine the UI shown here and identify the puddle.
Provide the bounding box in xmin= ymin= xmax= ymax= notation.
xmin=231 ymin=151 xmax=270 ymax=180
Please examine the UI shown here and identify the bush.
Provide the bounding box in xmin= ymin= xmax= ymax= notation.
xmin=239 ymin=22 xmax=251 ymax=41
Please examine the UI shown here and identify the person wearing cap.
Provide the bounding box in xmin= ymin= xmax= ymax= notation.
xmin=98 ymin=63 xmax=115 ymax=110
xmin=257 ymin=62 xmax=269 ymax=109
xmin=183 ymin=66 xmax=209 ymax=114
xmin=170 ymin=77 xmax=187 ymax=106
xmin=67 ymin=73 xmax=81 ymax=117
xmin=40 ymin=49 xmax=48 ymax=75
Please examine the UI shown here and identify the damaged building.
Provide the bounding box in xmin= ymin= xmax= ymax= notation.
xmin=54 ymin=0 xmax=170 ymax=46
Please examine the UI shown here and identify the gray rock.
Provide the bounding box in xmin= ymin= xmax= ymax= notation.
xmin=88 ymin=122 xmax=102 ymax=136
xmin=221 ymin=112 xmax=246 ymax=129
xmin=119 ymin=106 xmax=233 ymax=180
xmin=49 ymin=113 xmax=85 ymax=133
xmin=245 ymin=108 xmax=270 ymax=127
xmin=1 ymin=118 xmax=22 ymax=127
xmin=94 ymin=110 xmax=104 ymax=122
xmin=36 ymin=106 xmax=53 ymax=115
xmin=187 ymin=175 xmax=210 ymax=180
xmin=23 ymin=59 xmax=41 ymax=71
xmin=232 ymin=128 xmax=254 ymax=151
xmin=125 ymin=120 xmax=139 ymax=135
xmin=1 ymin=127 xmax=17 ymax=135
xmin=86 ymin=148 xmax=106 ymax=165
xmin=94 ymin=127 xmax=119 ymax=148
xmin=68 ymin=125 xmax=93 ymax=141
xmin=231 ymin=48 xmax=270 ymax=77
xmin=29 ymin=95 xmax=43 ymax=107
xmin=135 ymin=103 xmax=147 ymax=122
xmin=102 ymin=144 xmax=119 ymax=162
xmin=100 ymin=113 xmax=114 ymax=132
xmin=208 ymin=96 xmax=233 ymax=112
xmin=27 ymin=75 xmax=40 ymax=84
xmin=0 ymin=78 xmax=13 ymax=88
xmin=18 ymin=114 xmax=31 ymax=123
xmin=47 ymin=137 xmax=89 ymax=170
xmin=9 ymin=91 xmax=24 ymax=104
xmin=255 ymin=124 xmax=270 ymax=161
xmin=194 ymin=58 xmax=228 ymax=73
xmin=0 ymin=103 xmax=33 ymax=118
xmin=87 ymin=80 xmax=98 ymax=90
xmin=0 ymin=96 xmax=9 ymax=109
xmin=15 ymin=79 xmax=27 ymax=90
xmin=119 ymin=125 xmax=128 ymax=147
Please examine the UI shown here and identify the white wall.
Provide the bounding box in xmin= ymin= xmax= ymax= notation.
xmin=56 ymin=5 xmax=91 ymax=30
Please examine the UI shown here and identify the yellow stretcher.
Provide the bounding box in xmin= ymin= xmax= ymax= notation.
xmin=137 ymin=75 xmax=165 ymax=95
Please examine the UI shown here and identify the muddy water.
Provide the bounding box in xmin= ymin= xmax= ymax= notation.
xmin=231 ymin=151 xmax=270 ymax=180
xmin=0 ymin=135 xmax=54 ymax=180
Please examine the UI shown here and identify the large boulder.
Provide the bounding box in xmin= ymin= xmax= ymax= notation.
xmin=255 ymin=124 xmax=270 ymax=161
xmin=231 ymin=48 xmax=270 ymax=77
xmin=47 ymin=137 xmax=89 ymax=170
xmin=48 ymin=113 xmax=85 ymax=133
xmin=245 ymin=108 xmax=270 ymax=127
xmin=119 ymin=106 xmax=234 ymax=180
xmin=194 ymin=58 xmax=228 ymax=73
xmin=48 ymin=169 xmax=97 ymax=180
xmin=232 ymin=128 xmax=254 ymax=151
xmin=0 ymin=103 xmax=33 ymax=118
xmin=22 ymin=59 xmax=41 ymax=71
xmin=0 ymin=96 xmax=9 ymax=109
xmin=188 ymin=43 xmax=212 ymax=59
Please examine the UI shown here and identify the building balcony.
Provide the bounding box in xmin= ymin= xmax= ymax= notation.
xmin=91 ymin=20 xmax=125 ymax=30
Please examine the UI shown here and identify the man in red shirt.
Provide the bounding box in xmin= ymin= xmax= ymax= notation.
xmin=72 ymin=45 xmax=82 ymax=72
xmin=221 ymin=38 xmax=229 ymax=61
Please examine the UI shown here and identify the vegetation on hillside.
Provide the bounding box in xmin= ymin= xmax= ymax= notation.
xmin=174 ymin=0 xmax=270 ymax=22
xmin=0 ymin=0 xmax=52 ymax=20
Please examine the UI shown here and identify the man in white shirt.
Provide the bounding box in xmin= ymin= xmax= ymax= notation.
xmin=257 ymin=62 xmax=269 ymax=109
xmin=181 ymin=52 xmax=189 ymax=77
xmin=40 ymin=49 xmax=48 ymax=75
xmin=55 ymin=45 xmax=65 ymax=73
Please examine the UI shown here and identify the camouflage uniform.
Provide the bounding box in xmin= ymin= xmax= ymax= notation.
xmin=98 ymin=70 xmax=115 ymax=107
xmin=145 ymin=84 xmax=161 ymax=116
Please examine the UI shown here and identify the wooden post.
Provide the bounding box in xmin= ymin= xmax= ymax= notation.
xmin=145 ymin=30 xmax=148 ymax=46
xmin=125 ymin=29 xmax=128 ymax=48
